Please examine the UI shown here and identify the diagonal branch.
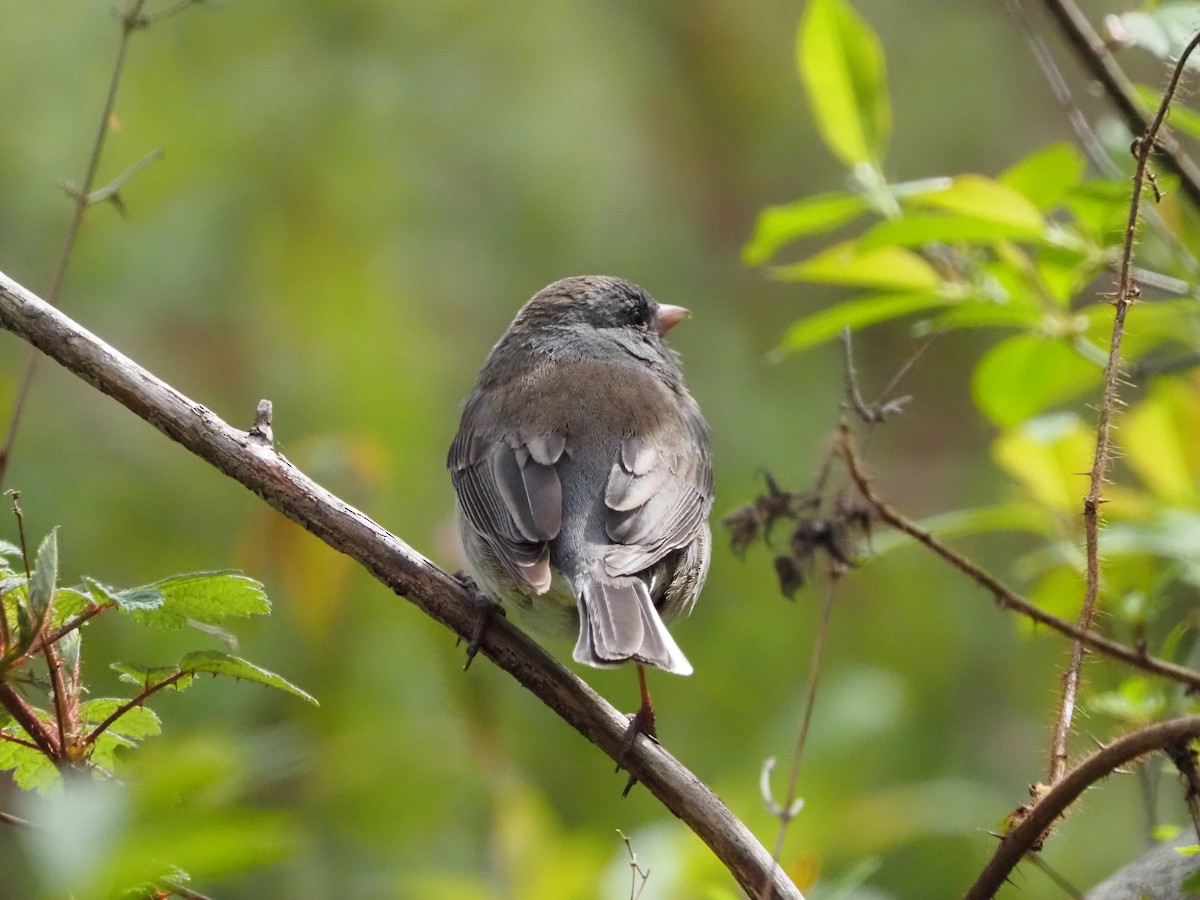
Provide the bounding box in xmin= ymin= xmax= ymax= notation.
xmin=836 ymin=423 xmax=1200 ymax=691
xmin=0 ymin=268 xmax=801 ymax=900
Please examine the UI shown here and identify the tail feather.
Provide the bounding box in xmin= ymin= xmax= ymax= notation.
xmin=573 ymin=577 xmax=692 ymax=675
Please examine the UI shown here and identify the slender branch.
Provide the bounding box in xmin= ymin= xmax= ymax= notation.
xmin=0 ymin=810 xmax=33 ymax=829
xmin=966 ymin=716 xmax=1200 ymax=899
xmin=761 ymin=575 xmax=838 ymax=900
xmin=83 ymin=670 xmax=189 ymax=748
xmin=13 ymin=602 xmax=115 ymax=666
xmin=0 ymin=0 xmax=154 ymax=488
xmin=0 ymin=270 xmax=802 ymax=900
xmin=1036 ymin=0 xmax=1200 ymax=209
xmin=0 ymin=730 xmax=42 ymax=752
xmin=1052 ymin=27 xmax=1200 ymax=788
xmin=836 ymin=423 xmax=1200 ymax=691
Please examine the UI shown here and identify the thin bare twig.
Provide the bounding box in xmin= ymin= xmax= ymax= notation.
xmin=0 ymin=0 xmax=165 ymax=488
xmin=761 ymin=575 xmax=839 ymax=900
xmin=966 ymin=716 xmax=1200 ymax=899
xmin=1051 ymin=27 xmax=1200 ymax=788
xmin=836 ymin=423 xmax=1200 ymax=691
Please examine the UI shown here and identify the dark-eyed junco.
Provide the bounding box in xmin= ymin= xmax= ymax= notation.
xmin=448 ymin=276 xmax=713 ymax=694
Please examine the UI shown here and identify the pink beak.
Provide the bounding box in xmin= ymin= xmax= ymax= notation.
xmin=656 ymin=304 xmax=691 ymax=335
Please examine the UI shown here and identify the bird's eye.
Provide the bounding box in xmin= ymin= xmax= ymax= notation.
xmin=630 ymin=305 xmax=649 ymax=328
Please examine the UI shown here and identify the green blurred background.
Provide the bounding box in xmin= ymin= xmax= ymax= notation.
xmin=0 ymin=1 xmax=1167 ymax=897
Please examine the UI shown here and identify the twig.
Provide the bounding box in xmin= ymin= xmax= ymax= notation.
xmin=836 ymin=423 xmax=1200 ymax=691
xmin=965 ymin=715 xmax=1200 ymax=899
xmin=0 ymin=0 xmax=168 ymax=488
xmin=761 ymin=574 xmax=838 ymax=900
xmin=0 ymin=269 xmax=803 ymax=900
xmin=0 ymin=730 xmax=42 ymax=752
xmin=617 ymin=829 xmax=651 ymax=900
xmin=13 ymin=602 xmax=116 ymax=666
xmin=0 ymin=810 xmax=32 ymax=829
xmin=1051 ymin=27 xmax=1200 ymax=788
xmin=83 ymin=670 xmax=189 ymax=748
xmin=1036 ymin=0 xmax=1200 ymax=209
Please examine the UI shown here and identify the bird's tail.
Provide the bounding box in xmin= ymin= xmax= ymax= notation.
xmin=572 ymin=577 xmax=693 ymax=675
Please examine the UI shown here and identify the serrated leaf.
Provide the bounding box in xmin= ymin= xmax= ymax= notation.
xmin=799 ymin=0 xmax=891 ymax=167
xmin=772 ymin=240 xmax=942 ymax=289
xmin=999 ymin=142 xmax=1087 ymax=210
xmin=908 ymin=175 xmax=1046 ymax=236
xmin=126 ymin=572 xmax=269 ymax=629
xmin=178 ymin=651 xmax=317 ymax=705
xmin=0 ymin=540 xmax=23 ymax=560
xmin=28 ymin=529 xmax=58 ymax=624
xmin=742 ymin=193 xmax=869 ymax=265
xmin=114 ymin=587 xmax=164 ymax=613
xmin=0 ymin=726 xmax=59 ymax=793
xmin=51 ymin=587 xmax=91 ymax=627
xmin=972 ymin=334 xmax=1104 ymax=427
xmin=85 ymin=578 xmax=120 ymax=606
xmin=777 ymin=291 xmax=955 ymax=353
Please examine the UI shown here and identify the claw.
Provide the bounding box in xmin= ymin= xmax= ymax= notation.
xmin=454 ymin=571 xmax=504 ymax=671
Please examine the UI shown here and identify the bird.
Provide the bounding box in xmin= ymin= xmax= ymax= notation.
xmin=448 ymin=275 xmax=713 ymax=751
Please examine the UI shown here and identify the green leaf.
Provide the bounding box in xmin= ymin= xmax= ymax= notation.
xmin=51 ymin=587 xmax=91 ymax=627
xmin=798 ymin=0 xmax=891 ymax=167
xmin=125 ymin=571 xmax=269 ymax=629
xmin=742 ymin=193 xmax=869 ymax=266
xmin=28 ymin=528 xmax=58 ymax=626
xmin=177 ymin=651 xmax=318 ymax=705
xmin=777 ymin=291 xmax=955 ymax=353
xmin=0 ymin=725 xmax=59 ymax=793
xmin=0 ymin=540 xmax=23 ymax=560
xmin=860 ymin=213 xmax=1043 ymax=250
xmin=1089 ymin=676 xmax=1166 ymax=723
xmin=908 ymin=175 xmax=1046 ymax=236
xmin=999 ymin=143 xmax=1086 ymax=210
xmin=772 ymin=240 xmax=942 ymax=290
xmin=972 ymin=335 xmax=1104 ymax=427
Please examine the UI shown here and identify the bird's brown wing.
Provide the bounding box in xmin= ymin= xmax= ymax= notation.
xmin=449 ymin=421 xmax=566 ymax=593
xmin=602 ymin=409 xmax=713 ymax=578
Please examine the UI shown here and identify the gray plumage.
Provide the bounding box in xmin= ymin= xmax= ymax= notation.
xmin=448 ymin=276 xmax=713 ymax=675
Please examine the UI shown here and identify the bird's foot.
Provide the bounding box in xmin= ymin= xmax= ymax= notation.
xmin=617 ymin=699 xmax=659 ymax=798
xmin=454 ymin=571 xmax=504 ymax=671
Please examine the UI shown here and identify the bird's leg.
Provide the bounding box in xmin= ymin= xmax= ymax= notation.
xmin=454 ymin=570 xmax=505 ymax=671
xmin=617 ymin=663 xmax=658 ymax=796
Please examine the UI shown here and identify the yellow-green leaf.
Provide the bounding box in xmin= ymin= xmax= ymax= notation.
xmin=798 ymin=0 xmax=891 ymax=167
xmin=909 ymin=175 xmax=1046 ymax=236
xmin=972 ymin=334 xmax=1103 ymax=427
xmin=772 ymin=240 xmax=941 ymax=290
xmin=992 ymin=413 xmax=1094 ymax=511
xmin=999 ymin=143 xmax=1086 ymax=210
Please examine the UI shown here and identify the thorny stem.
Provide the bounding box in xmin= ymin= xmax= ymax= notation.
xmin=0 ymin=682 xmax=58 ymax=758
xmin=761 ymin=574 xmax=839 ymax=900
xmin=1049 ymin=27 xmax=1200 ymax=788
xmin=836 ymin=423 xmax=1200 ymax=691
xmin=966 ymin=716 xmax=1200 ymax=898
xmin=1165 ymin=739 xmax=1200 ymax=844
